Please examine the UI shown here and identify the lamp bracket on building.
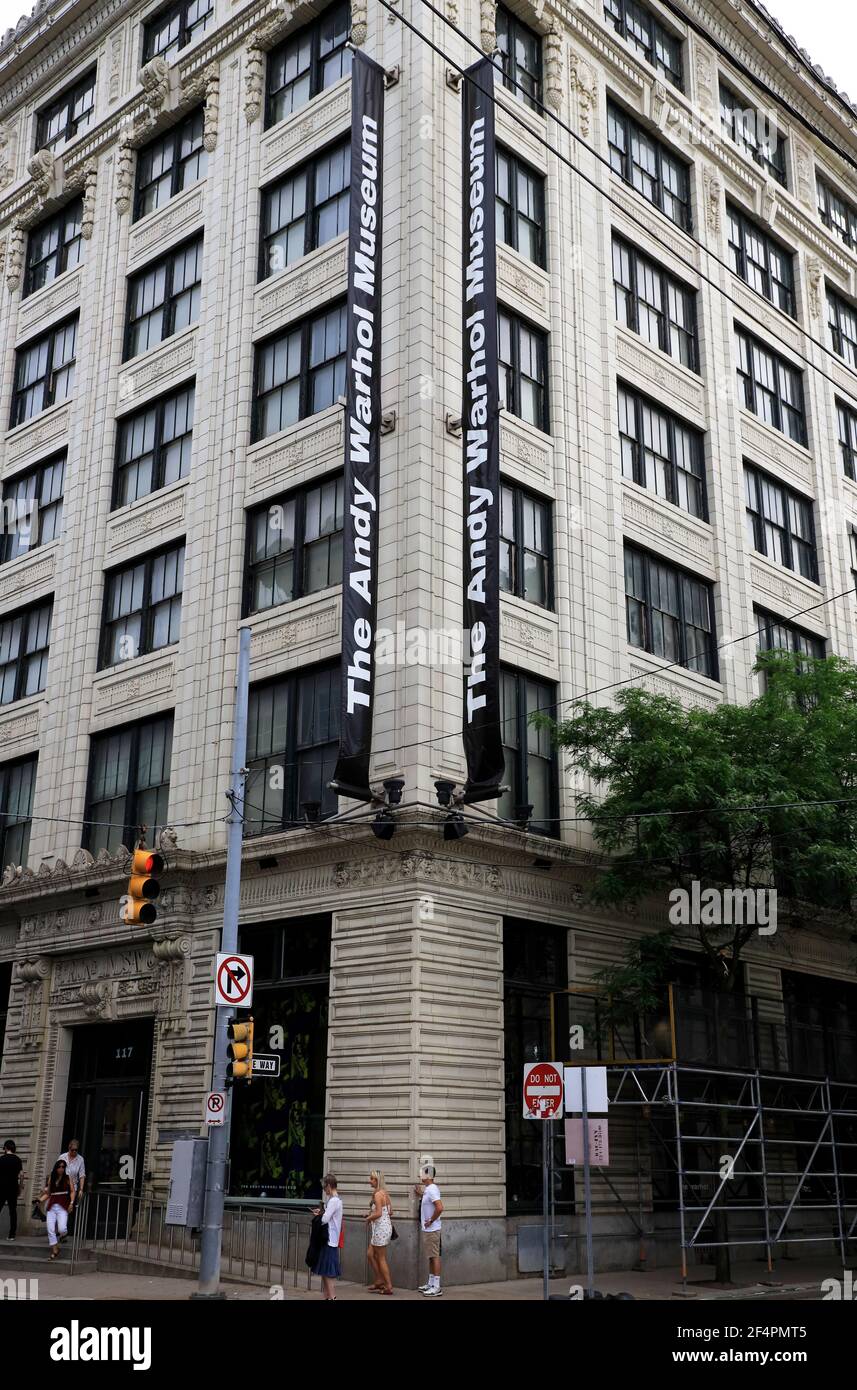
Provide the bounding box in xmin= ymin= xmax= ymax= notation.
xmin=380 ymin=408 xmax=397 ymax=435
xmin=445 ymin=412 xmax=462 ymax=437
xmin=446 ymin=67 xmax=463 ymax=92
xmin=384 ymin=65 xmax=401 ymax=88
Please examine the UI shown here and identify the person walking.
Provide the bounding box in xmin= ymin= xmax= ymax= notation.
xmin=310 ymin=1174 xmax=343 ymax=1300
xmin=414 ymin=1163 xmax=443 ymax=1297
xmin=57 ymin=1139 xmax=85 ymax=1236
xmin=40 ymin=1159 xmax=74 ymax=1260
xmin=0 ymin=1140 xmax=24 ymax=1241
xmin=365 ymin=1169 xmax=394 ymax=1294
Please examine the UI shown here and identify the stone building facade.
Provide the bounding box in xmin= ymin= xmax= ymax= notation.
xmin=0 ymin=0 xmax=855 ymax=1280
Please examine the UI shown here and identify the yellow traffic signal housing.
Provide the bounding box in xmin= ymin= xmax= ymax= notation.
xmin=226 ymin=1018 xmax=254 ymax=1083
xmin=123 ymin=849 xmax=165 ymax=926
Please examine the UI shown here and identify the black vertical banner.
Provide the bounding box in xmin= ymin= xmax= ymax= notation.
xmin=332 ymin=50 xmax=385 ymax=801
xmin=462 ymin=58 xmax=504 ymax=801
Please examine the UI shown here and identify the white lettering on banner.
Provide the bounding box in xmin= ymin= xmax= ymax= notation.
xmin=465 ymin=117 xmax=486 ymax=300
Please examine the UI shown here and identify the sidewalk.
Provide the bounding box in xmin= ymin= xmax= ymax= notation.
xmin=0 ymin=1255 xmax=840 ymax=1301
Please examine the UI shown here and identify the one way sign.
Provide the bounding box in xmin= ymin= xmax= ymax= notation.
xmin=215 ymin=953 xmax=254 ymax=1007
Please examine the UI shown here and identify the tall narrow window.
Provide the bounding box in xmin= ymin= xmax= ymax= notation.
xmin=744 ymin=465 xmax=817 ymax=581
xmin=86 ymin=717 xmax=173 ymax=855
xmin=496 ymin=148 xmax=546 ymax=267
xmin=498 ymin=309 xmax=548 ymax=431
xmin=498 ymin=669 xmax=557 ymax=836
xmin=134 ymin=108 xmax=207 ymax=220
xmin=735 ymin=327 xmax=805 ymax=445
xmin=755 ymin=607 xmax=824 ymax=660
xmin=607 ymin=100 xmax=691 ymax=230
xmin=604 ymin=0 xmax=683 ymax=88
xmin=625 ymin=544 xmax=716 ymax=677
xmin=114 ymin=385 xmax=194 ymax=507
xmin=838 ymin=399 xmax=857 ymax=482
xmin=0 ymin=602 xmax=52 ymax=705
xmin=25 ymin=200 xmax=83 ymax=298
xmin=827 ymin=287 xmax=857 ymax=370
xmin=253 ymin=302 xmax=347 ymax=440
xmin=265 ymin=1 xmax=352 ymax=128
xmin=245 ymin=665 xmax=340 ymax=832
xmin=11 ymin=317 xmax=77 ymax=426
xmin=0 ymin=757 xmax=37 ymax=868
xmin=499 ymin=482 xmax=552 ymax=608
xmin=720 ymin=82 xmax=787 ymax=186
xmin=618 ymin=384 xmax=706 ymax=518
xmin=125 ymin=238 xmax=202 ymax=360
xmin=260 ymin=141 xmax=350 ymax=278
xmin=1 ymin=454 xmax=64 ymax=563
xmin=246 ymin=475 xmax=344 ymax=613
xmin=101 ymin=543 xmax=185 ymax=667
xmin=818 ymin=176 xmax=857 ymax=250
xmin=612 ymin=235 xmax=698 ymax=368
xmin=726 ymin=204 xmax=795 ymax=318
xmin=35 ymin=70 xmax=96 ymax=151
xmin=496 ymin=4 xmax=543 ymax=111
xmin=143 ymin=0 xmax=212 ymax=61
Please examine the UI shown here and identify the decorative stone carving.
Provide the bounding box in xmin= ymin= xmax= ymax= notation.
xmin=351 ymin=0 xmax=367 ymax=46
xmin=72 ymin=848 xmax=94 ymax=869
xmin=157 ymin=825 xmax=179 ymax=852
xmin=244 ymin=33 xmax=266 ymax=122
xmin=694 ymin=44 xmax=715 ymax=117
xmin=480 ymin=0 xmax=496 ymax=55
xmin=202 ymin=64 xmax=219 ymax=151
xmin=0 ymin=121 xmax=15 ymax=188
xmin=806 ymin=256 xmax=823 ymax=319
xmin=28 ymin=148 xmax=54 ymax=202
xmin=79 ymin=982 xmax=108 ymax=1018
xmin=705 ymin=169 xmax=722 ymax=236
xmin=569 ymin=49 xmax=596 ymax=138
xmin=139 ymin=56 xmax=171 ymax=126
xmin=5 ymin=223 xmax=24 ymax=291
xmin=15 ymin=958 xmax=49 ymax=985
xmin=67 ymin=158 xmax=98 ymax=238
xmin=115 ymin=134 xmax=134 ymax=214
xmin=544 ymin=25 xmax=562 ymax=112
xmin=761 ymin=184 xmax=777 ymax=225
xmin=651 ymin=79 xmax=667 ymax=127
xmin=152 ymin=935 xmax=189 ymax=962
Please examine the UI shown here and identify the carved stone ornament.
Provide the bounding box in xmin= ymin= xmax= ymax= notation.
xmin=15 ymin=958 xmax=49 ymax=985
xmin=202 ymin=64 xmax=220 ymax=151
xmin=115 ymin=133 xmax=135 ymax=215
xmin=5 ymin=223 xmax=24 ymax=291
xmin=569 ymin=49 xmax=596 ymax=138
xmin=761 ymin=183 xmax=777 ymax=225
xmin=244 ymin=33 xmax=266 ymax=123
xmin=28 ymin=147 xmax=55 ymax=202
xmin=0 ymin=122 xmax=15 ymax=189
xmin=67 ymin=158 xmax=98 ymax=238
xmin=806 ymin=256 xmax=823 ymax=319
xmin=139 ymin=55 xmax=171 ymax=126
xmin=705 ymin=169 xmax=722 ymax=236
xmin=544 ymin=25 xmax=562 ymax=112
xmin=480 ymin=0 xmax=496 ymax=55
xmin=157 ymin=824 xmax=179 ymax=852
xmin=350 ymin=0 xmax=367 ymax=46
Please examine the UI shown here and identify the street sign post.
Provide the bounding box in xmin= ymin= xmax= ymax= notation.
xmin=215 ymin=952 xmax=254 ymax=1008
xmin=251 ymin=1053 xmax=281 ymax=1078
xmin=565 ymin=1065 xmax=610 ymax=1299
xmin=522 ymin=1061 xmax=564 ymax=1119
xmin=204 ymin=1092 xmax=226 ymax=1127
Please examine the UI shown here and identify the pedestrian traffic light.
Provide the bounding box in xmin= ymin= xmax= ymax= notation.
xmin=123 ymin=849 xmax=165 ymax=926
xmin=226 ymin=1017 xmax=254 ymax=1083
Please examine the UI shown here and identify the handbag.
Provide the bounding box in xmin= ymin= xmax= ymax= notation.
xmin=32 ymin=1198 xmax=47 ymax=1223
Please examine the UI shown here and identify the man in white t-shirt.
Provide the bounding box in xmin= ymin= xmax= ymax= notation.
xmin=414 ymin=1164 xmax=444 ymax=1297
xmin=58 ymin=1140 xmax=86 ymax=1234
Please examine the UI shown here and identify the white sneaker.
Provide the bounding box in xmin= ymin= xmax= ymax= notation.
xmin=422 ymin=1285 xmax=443 ymax=1297
xmin=417 ymin=1282 xmax=432 ymax=1292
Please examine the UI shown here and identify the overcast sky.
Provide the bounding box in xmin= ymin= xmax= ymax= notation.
xmin=0 ymin=0 xmax=854 ymax=100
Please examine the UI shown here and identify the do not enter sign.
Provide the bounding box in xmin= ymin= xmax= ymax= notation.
xmin=523 ymin=1062 xmax=564 ymax=1119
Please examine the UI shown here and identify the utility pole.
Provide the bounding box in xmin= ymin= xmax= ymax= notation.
xmin=195 ymin=624 xmax=251 ymax=1298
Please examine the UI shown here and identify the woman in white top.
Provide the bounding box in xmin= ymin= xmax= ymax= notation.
xmin=365 ymin=1168 xmax=394 ymax=1295
xmin=311 ymin=1174 xmax=343 ymax=1300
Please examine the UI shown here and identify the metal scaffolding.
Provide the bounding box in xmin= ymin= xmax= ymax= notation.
xmin=604 ymin=1061 xmax=857 ymax=1278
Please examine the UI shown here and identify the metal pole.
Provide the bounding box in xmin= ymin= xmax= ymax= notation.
xmin=581 ymin=1067 xmax=595 ymax=1298
xmin=542 ymin=1118 xmax=550 ymax=1300
xmin=196 ymin=624 xmax=251 ymax=1298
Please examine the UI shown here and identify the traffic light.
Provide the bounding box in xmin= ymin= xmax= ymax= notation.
xmin=226 ymin=1017 xmax=254 ymax=1083
xmin=123 ymin=849 xmax=165 ymax=926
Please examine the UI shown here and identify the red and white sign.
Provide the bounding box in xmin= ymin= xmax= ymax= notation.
xmin=204 ymin=1091 xmax=226 ymax=1127
xmin=523 ymin=1062 xmax=564 ymax=1119
xmin=565 ymin=1118 xmax=609 ymax=1166
xmin=215 ymin=952 xmax=254 ymax=1007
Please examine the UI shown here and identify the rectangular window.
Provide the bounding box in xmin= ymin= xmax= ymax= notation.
xmin=35 ymin=69 xmax=96 ymax=151
xmin=246 ymin=474 xmax=344 ymax=614
xmin=624 ymin=544 xmax=716 ymax=677
xmin=720 ymin=82 xmax=787 ymax=186
xmin=755 ymin=607 xmax=825 ymax=659
xmin=143 ymin=0 xmax=212 ymax=61
xmin=498 ymin=308 xmax=549 ymax=432
xmin=726 ymin=203 xmax=795 ymax=318
xmin=1 ymin=453 xmax=64 ymax=563
xmin=125 ymin=236 xmax=202 ymax=360
xmin=496 ymin=147 xmax=546 ymax=268
xmin=618 ymin=383 xmax=706 ymax=518
xmin=24 ymin=200 xmax=83 ymax=298
xmin=607 ymin=99 xmax=691 ymax=231
xmin=114 ymin=384 xmax=194 ymax=507
xmin=496 ymin=4 xmax=543 ymax=111
xmin=604 ymin=0 xmax=683 ymax=88
xmin=265 ymin=1 xmax=351 ymax=129
xmin=261 ymin=140 xmax=350 ymax=279
xmin=253 ymin=301 xmax=347 ymax=440
xmin=499 ymin=482 xmax=552 ymax=608
xmin=839 ymin=400 xmax=857 ymax=482
xmin=86 ymin=716 xmax=173 ymax=855
xmin=11 ymin=316 xmax=77 ymax=427
xmin=498 ymin=669 xmax=558 ymax=837
xmin=0 ymin=757 xmax=37 ymax=868
xmin=734 ymin=326 xmax=806 ymax=445
xmin=827 ymin=286 xmax=857 ymax=370
xmin=744 ymin=464 xmax=817 ymax=581
xmin=818 ymin=175 xmax=857 ymax=250
xmin=134 ymin=108 xmax=207 ymax=220
xmin=101 ymin=542 xmax=185 ymax=668
xmin=612 ymin=235 xmax=698 ymax=369
xmin=0 ymin=601 xmax=52 ymax=705
xmin=245 ymin=664 xmax=340 ymax=833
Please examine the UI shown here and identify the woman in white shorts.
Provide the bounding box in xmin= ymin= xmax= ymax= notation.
xmin=365 ymin=1168 xmax=394 ymax=1294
